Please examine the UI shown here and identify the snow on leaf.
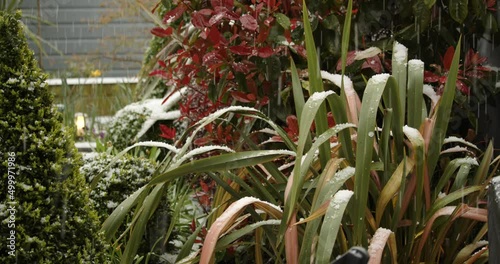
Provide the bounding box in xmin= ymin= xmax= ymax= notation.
xmin=163 ymin=5 xmax=187 ymax=24
xmin=174 ymin=145 xmax=235 ymax=165
xmin=354 ymin=47 xmax=382 ymax=60
xmin=393 ymin=41 xmax=408 ymax=64
xmin=368 ymin=228 xmax=393 ymax=264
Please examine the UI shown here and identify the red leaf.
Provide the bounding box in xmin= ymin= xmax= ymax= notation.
xmin=203 ymin=51 xmax=225 ymax=67
xmin=424 ymin=71 xmax=440 ymax=83
xmin=199 ymin=9 xmax=214 ymax=16
xmin=231 ymin=91 xmax=253 ymax=103
xmin=240 ymin=14 xmax=259 ymax=31
xmin=192 ymin=53 xmax=200 ymax=64
xmin=257 ymin=47 xmax=274 ymax=58
xmin=230 ymin=45 xmax=253 ymax=56
xmin=336 ymin=50 xmax=357 ymax=71
xmin=439 ymin=75 xmax=448 ymax=85
xmin=151 ymin=27 xmax=173 ymax=37
xmin=208 ymin=11 xmax=226 ymax=26
xmin=361 ymin=56 xmax=383 ymax=73
xmin=487 ymin=0 xmax=496 ymax=10
xmin=264 ymin=16 xmax=275 ymax=27
xmin=284 ymin=115 xmax=299 ymax=141
xmin=465 ymin=49 xmax=488 ymax=67
xmin=151 ymin=2 xmax=161 ymax=14
xmin=456 ymin=80 xmax=470 ymax=95
xmin=285 ymin=115 xmax=299 ymax=137
xmin=158 ymin=60 xmax=167 ymax=68
xmin=266 ymin=0 xmax=277 ymax=10
xmin=232 ymin=61 xmax=251 ymax=73
xmin=159 ymin=124 xmax=176 ymax=140
xmin=192 ymin=10 xmax=211 ymax=28
xmin=211 ymin=0 xmax=233 ymax=8
xmin=190 ymin=219 xmax=197 ymax=232
xmin=327 ymin=112 xmax=336 ymax=127
xmin=256 ymin=26 xmax=271 ymax=43
xmin=207 ymin=26 xmax=227 ymax=46
xmin=247 ymin=78 xmax=258 ymax=95
xmin=259 ymin=96 xmax=269 ymax=106
xmin=442 ymin=46 xmax=455 ymax=71
xmin=214 ymin=7 xmax=239 ymax=20
xmin=466 ymin=70 xmax=487 ymax=79
xmin=149 ymin=69 xmax=170 ymax=79
xmin=292 ymin=45 xmax=307 ymax=58
xmin=200 ymin=28 xmax=209 ymax=39
xmin=200 ymin=180 xmax=212 ymax=193
xmin=205 ymin=123 xmax=213 ymax=133
xmin=247 ymin=93 xmax=256 ymax=101
xmin=194 ymin=137 xmax=212 ymax=146
xmin=163 ymin=5 xmax=187 ymax=24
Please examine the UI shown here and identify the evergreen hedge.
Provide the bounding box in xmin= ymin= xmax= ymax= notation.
xmin=0 ymin=11 xmax=108 ymax=263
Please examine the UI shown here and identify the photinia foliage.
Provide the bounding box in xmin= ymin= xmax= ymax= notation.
xmin=150 ymin=0 xmax=309 ymax=126
xmin=424 ymin=46 xmax=491 ymax=95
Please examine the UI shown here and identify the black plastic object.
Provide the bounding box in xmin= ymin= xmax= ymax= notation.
xmin=331 ymin=246 xmax=369 ymax=264
xmin=489 ymin=176 xmax=500 ymax=264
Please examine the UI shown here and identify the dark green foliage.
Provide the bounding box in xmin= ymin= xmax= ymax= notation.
xmin=0 ymin=11 xmax=108 ymax=263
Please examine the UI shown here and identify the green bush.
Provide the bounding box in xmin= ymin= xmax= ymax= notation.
xmin=81 ymin=153 xmax=156 ymax=218
xmin=106 ymin=102 xmax=152 ymax=151
xmin=0 ymin=11 xmax=108 ymax=263
xmin=105 ymin=97 xmax=181 ymax=151
xmin=81 ymin=153 xmax=174 ymax=262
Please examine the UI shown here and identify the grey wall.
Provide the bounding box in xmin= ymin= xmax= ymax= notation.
xmin=19 ymin=0 xmax=153 ymax=77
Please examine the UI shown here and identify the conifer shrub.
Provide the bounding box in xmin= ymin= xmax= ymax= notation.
xmin=0 ymin=11 xmax=108 ymax=263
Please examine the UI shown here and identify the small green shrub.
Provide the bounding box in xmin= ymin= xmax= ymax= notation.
xmin=105 ymin=98 xmax=181 ymax=151
xmin=0 ymin=11 xmax=108 ymax=263
xmin=106 ymin=103 xmax=152 ymax=151
xmin=80 ymin=153 xmax=155 ymax=219
xmin=81 ymin=153 xmax=173 ymax=262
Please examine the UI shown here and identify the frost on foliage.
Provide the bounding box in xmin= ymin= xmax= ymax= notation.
xmin=332 ymin=190 xmax=354 ymax=205
xmin=368 ymin=228 xmax=393 ymax=264
xmin=423 ymin=84 xmax=440 ymax=108
xmin=107 ymin=93 xmax=181 ymax=150
xmin=333 ymin=167 xmax=356 ymax=183
xmin=403 ymin=125 xmax=423 ymax=142
xmin=80 ymin=153 xmax=156 ymax=217
xmin=0 ymin=11 xmax=107 ymax=262
xmin=369 ymin=73 xmax=390 ymax=85
xmin=321 ymin=71 xmax=360 ymax=124
xmin=107 ymin=101 xmax=152 ymax=150
xmin=354 ymin=47 xmax=382 ymax=60
xmin=80 ymin=152 xmax=174 ymax=260
xmin=408 ymin=59 xmax=424 ymax=69
xmin=443 ymin=136 xmax=479 ymax=150
xmin=456 ymin=156 xmax=479 ymax=166
xmin=393 ymin=41 xmax=408 ymax=64
xmin=174 ymin=145 xmax=235 ymax=165
xmin=309 ymin=90 xmax=335 ymax=101
xmin=321 ymin=71 xmax=353 ymax=91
